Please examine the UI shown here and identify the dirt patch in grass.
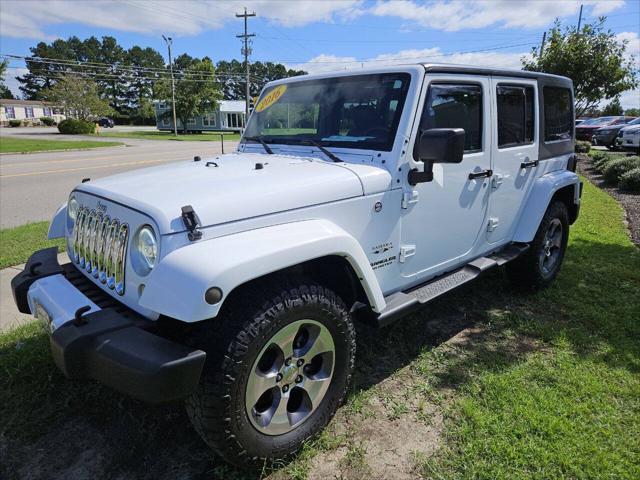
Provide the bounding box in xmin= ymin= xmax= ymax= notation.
xmin=577 ymin=154 xmax=640 ymax=246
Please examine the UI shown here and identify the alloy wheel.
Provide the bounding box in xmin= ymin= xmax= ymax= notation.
xmin=245 ymin=319 xmax=335 ymax=435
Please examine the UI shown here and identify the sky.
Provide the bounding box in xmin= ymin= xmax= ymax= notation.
xmin=1 ymin=0 xmax=638 ymax=108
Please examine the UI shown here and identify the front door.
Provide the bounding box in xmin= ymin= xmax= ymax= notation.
xmin=487 ymin=77 xmax=539 ymax=244
xmin=401 ymin=75 xmax=492 ymax=281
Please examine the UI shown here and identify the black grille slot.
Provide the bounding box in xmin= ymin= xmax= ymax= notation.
xmin=62 ymin=263 xmax=138 ymax=319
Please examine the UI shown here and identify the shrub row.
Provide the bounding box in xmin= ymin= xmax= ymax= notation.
xmin=57 ymin=119 xmax=96 ymax=134
xmin=588 ymin=150 xmax=640 ymax=192
xmin=575 ymin=140 xmax=591 ymax=153
xmin=7 ymin=117 xmax=56 ymax=127
xmin=619 ymin=167 xmax=640 ymax=192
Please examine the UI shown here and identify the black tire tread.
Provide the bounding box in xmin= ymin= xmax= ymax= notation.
xmin=506 ymin=200 xmax=569 ymax=289
xmin=185 ymin=276 xmax=355 ymax=471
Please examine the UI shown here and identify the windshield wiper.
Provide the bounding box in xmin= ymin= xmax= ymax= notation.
xmin=243 ymin=135 xmax=273 ymax=155
xmin=297 ymin=139 xmax=343 ymax=163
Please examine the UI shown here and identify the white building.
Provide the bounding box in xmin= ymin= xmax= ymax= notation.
xmin=0 ymin=99 xmax=66 ymax=126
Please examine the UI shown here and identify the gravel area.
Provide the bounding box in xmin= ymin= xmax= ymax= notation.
xmin=577 ymin=154 xmax=640 ymax=246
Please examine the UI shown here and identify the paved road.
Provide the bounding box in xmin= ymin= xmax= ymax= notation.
xmin=1 ymin=129 xmax=237 ymax=228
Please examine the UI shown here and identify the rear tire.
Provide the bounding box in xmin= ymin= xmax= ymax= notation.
xmin=506 ymin=201 xmax=569 ymax=289
xmin=185 ymin=278 xmax=355 ymax=471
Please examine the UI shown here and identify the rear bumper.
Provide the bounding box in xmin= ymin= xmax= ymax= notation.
xmin=11 ymin=248 xmax=206 ymax=403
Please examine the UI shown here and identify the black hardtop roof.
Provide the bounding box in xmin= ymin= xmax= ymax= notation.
xmin=421 ymin=63 xmax=573 ymax=87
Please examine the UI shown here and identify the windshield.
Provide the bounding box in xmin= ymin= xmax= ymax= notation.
xmin=243 ymin=73 xmax=411 ymax=151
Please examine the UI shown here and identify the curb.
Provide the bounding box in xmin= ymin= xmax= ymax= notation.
xmin=0 ymin=143 xmax=127 ymax=156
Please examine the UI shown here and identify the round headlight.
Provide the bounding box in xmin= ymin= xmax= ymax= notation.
xmin=68 ymin=196 xmax=79 ymax=221
xmin=136 ymin=226 xmax=158 ymax=272
xmin=67 ymin=196 xmax=79 ymax=231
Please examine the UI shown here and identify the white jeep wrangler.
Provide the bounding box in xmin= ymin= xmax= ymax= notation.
xmin=12 ymin=64 xmax=581 ymax=469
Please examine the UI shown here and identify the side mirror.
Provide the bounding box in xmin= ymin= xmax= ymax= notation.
xmin=409 ymin=128 xmax=465 ymax=185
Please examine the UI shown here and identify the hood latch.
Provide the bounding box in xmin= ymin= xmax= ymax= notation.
xmin=181 ymin=205 xmax=203 ymax=241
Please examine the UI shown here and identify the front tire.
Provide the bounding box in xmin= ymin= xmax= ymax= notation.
xmin=185 ymin=278 xmax=355 ymax=470
xmin=506 ymin=201 xmax=569 ymax=289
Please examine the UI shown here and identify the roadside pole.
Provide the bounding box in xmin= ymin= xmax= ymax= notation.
xmin=162 ymin=35 xmax=178 ymax=137
xmin=236 ymin=8 xmax=256 ymax=122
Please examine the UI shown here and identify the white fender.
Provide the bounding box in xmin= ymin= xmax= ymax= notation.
xmin=139 ymin=219 xmax=386 ymax=322
xmin=513 ymin=170 xmax=580 ymax=243
xmin=48 ymin=202 xmax=67 ymax=239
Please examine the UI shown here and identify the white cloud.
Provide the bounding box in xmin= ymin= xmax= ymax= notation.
xmin=289 ymin=47 xmax=529 ymax=74
xmin=370 ymin=0 xmax=625 ymax=31
xmin=0 ymin=0 xmax=363 ymax=39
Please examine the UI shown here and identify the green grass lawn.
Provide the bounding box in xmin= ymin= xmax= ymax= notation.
xmin=0 ymin=222 xmax=65 ymax=269
xmin=418 ymin=179 xmax=640 ymax=479
xmin=0 ymin=137 xmax=123 ymax=153
xmin=96 ymin=130 xmax=241 ymax=142
xmin=0 ymin=178 xmax=638 ymax=479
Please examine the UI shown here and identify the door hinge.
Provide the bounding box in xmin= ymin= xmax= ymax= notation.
xmin=401 ymin=190 xmax=419 ymax=209
xmin=399 ymin=244 xmax=416 ymax=263
xmin=487 ymin=218 xmax=500 ymax=232
xmin=491 ymin=174 xmax=504 ymax=189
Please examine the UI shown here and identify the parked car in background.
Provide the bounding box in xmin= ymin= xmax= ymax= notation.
xmin=575 ymin=118 xmax=588 ymax=126
xmin=98 ymin=117 xmax=115 ymax=128
xmin=618 ymin=124 xmax=640 ymax=154
xmin=593 ymin=117 xmax=639 ymax=149
xmin=575 ymin=116 xmax=635 ymax=142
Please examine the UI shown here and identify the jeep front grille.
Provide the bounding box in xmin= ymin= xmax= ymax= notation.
xmin=71 ymin=207 xmax=129 ymax=295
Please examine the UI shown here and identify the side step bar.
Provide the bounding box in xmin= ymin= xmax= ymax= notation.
xmin=375 ymin=243 xmax=529 ymax=327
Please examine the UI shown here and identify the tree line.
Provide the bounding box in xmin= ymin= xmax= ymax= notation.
xmin=10 ymin=36 xmax=305 ymax=125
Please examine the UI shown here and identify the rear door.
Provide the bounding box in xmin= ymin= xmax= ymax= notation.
xmin=487 ymin=77 xmax=539 ymax=244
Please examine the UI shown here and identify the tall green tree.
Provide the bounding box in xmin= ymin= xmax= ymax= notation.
xmin=125 ymin=46 xmax=165 ymax=122
xmin=601 ymin=97 xmax=624 ymax=116
xmin=42 ymin=75 xmax=113 ymax=120
xmin=0 ymin=60 xmax=15 ymax=99
xmin=155 ymin=55 xmax=222 ymax=133
xmin=522 ymin=18 xmax=638 ymax=117
xmin=17 ymin=36 xmax=165 ymax=121
xmin=215 ymin=60 xmax=305 ymax=100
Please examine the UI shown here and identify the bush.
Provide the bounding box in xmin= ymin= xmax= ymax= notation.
xmin=619 ymin=167 xmax=640 ymax=192
xmin=40 ymin=116 xmax=55 ymax=126
xmin=575 ymin=141 xmax=591 ymax=153
xmin=8 ymin=119 xmax=21 ymax=127
xmin=57 ymin=118 xmax=96 ymax=134
xmin=591 ymin=151 xmax=625 ymax=174
xmin=602 ymin=156 xmax=640 ymax=185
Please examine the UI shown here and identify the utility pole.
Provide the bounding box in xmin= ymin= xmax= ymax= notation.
xmin=162 ymin=35 xmax=178 ymax=136
xmin=236 ymin=7 xmax=256 ymax=121
xmin=577 ymin=4 xmax=584 ymax=32
xmin=540 ymin=31 xmax=547 ymax=56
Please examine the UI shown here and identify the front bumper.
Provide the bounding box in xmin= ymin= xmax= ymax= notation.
xmin=11 ymin=248 xmax=206 ymax=403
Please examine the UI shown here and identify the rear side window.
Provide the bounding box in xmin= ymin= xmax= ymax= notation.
xmin=544 ymin=87 xmax=573 ymax=141
xmin=416 ymin=83 xmax=483 ymax=155
xmin=497 ymin=85 xmax=535 ymax=148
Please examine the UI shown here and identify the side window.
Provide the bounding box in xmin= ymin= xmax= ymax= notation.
xmin=497 ymin=85 xmax=534 ymax=148
xmin=415 ymin=83 xmax=483 ymax=157
xmin=543 ymin=87 xmax=573 ymax=141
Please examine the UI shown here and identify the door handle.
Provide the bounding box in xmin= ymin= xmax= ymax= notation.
xmin=468 ymin=169 xmax=493 ymax=180
xmin=520 ymin=159 xmax=539 ymax=169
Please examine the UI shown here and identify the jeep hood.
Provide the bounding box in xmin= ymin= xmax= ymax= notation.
xmin=77 ymin=152 xmax=391 ymax=234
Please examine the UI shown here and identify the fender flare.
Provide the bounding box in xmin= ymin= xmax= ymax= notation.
xmin=48 ymin=202 xmax=67 ymax=239
xmin=139 ymin=219 xmax=386 ymax=322
xmin=513 ymin=170 xmax=580 ymax=243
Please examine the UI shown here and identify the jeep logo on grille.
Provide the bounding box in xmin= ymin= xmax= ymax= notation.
xmin=96 ymin=201 xmax=108 ymax=213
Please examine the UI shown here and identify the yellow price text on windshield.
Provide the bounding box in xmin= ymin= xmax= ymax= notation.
xmin=255 ymin=85 xmax=287 ymax=112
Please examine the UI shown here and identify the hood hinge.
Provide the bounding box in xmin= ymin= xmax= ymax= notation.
xmin=181 ymin=205 xmax=203 ymax=241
